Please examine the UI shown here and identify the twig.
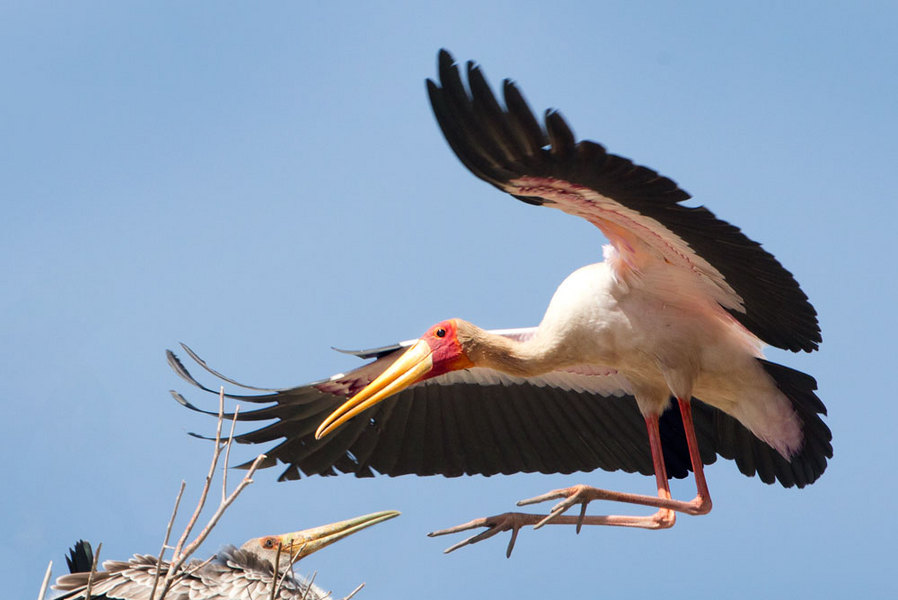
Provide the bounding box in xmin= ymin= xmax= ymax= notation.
xmin=149 ymin=480 xmax=186 ymax=600
xmin=156 ymin=387 xmax=264 ymax=599
xmin=39 ymin=383 xmax=268 ymax=600
xmin=269 ymin=541 xmax=284 ymax=600
xmin=222 ymin=404 xmax=241 ymax=503
xmin=157 ymin=452 xmax=266 ymax=599
xmin=273 ymin=543 xmax=304 ymax=597
xmin=172 ymin=453 xmax=266 ymax=567
xmin=180 ymin=554 xmax=216 ymax=579
xmin=342 ymin=583 xmax=365 ymax=600
xmin=83 ymin=542 xmax=102 ymax=600
xmin=301 ymin=571 xmax=320 ymax=600
xmin=171 ymin=387 xmax=227 ymax=561
xmin=36 ymin=561 xmax=52 ymax=600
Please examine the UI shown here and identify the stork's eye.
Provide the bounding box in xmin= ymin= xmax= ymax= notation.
xmin=435 ymin=327 xmax=446 ymax=338
xmin=263 ymin=538 xmax=276 ymax=549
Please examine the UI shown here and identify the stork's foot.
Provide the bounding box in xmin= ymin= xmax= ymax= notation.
xmin=517 ymin=484 xmax=603 ymax=530
xmin=428 ymin=497 xmax=680 ymax=556
xmin=517 ymin=484 xmax=679 ymax=530
xmin=428 ymin=512 xmax=545 ymax=558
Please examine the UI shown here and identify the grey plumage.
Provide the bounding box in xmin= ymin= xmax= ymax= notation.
xmin=54 ymin=546 xmax=327 ymax=600
xmin=52 ymin=510 xmax=399 ymax=600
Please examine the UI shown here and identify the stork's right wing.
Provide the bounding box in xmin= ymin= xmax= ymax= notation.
xmin=427 ymin=49 xmax=819 ymax=353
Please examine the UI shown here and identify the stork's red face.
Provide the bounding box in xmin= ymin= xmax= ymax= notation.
xmin=314 ymin=319 xmax=473 ymax=439
xmin=419 ymin=319 xmax=476 ymax=377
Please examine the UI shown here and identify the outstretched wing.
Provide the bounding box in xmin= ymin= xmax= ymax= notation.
xmin=169 ymin=339 xmax=827 ymax=488
xmin=427 ymin=49 xmax=819 ymax=353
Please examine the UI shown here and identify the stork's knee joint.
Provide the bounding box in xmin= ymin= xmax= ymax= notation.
xmin=653 ymin=510 xmax=676 ymax=529
xmin=690 ymin=495 xmax=712 ymax=515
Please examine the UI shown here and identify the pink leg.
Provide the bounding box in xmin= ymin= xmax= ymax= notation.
xmin=520 ymin=399 xmax=712 ymax=524
xmin=430 ymin=399 xmax=712 ymax=555
xmin=676 ymin=396 xmax=712 ymax=514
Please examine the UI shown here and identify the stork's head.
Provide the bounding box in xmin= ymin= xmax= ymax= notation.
xmin=240 ymin=510 xmax=400 ymax=569
xmin=315 ymin=319 xmax=474 ymax=440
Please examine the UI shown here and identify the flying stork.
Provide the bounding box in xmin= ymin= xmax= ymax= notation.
xmin=169 ymin=49 xmax=831 ymax=555
xmin=52 ymin=510 xmax=398 ymax=599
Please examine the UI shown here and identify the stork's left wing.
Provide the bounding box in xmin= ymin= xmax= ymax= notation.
xmin=168 ymin=340 xmax=670 ymax=480
xmin=168 ymin=341 xmax=828 ymax=488
xmin=427 ymin=49 xmax=819 ymax=353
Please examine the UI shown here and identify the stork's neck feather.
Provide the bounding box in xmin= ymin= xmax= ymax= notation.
xmin=455 ymin=320 xmax=567 ymax=377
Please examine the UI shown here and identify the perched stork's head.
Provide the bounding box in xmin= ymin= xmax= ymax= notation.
xmin=315 ymin=319 xmax=474 ymax=440
xmin=240 ymin=510 xmax=399 ymax=569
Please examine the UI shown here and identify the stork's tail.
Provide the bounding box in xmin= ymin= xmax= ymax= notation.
xmin=53 ymin=540 xmax=104 ymax=597
xmin=692 ymin=359 xmax=831 ymax=488
xmin=65 ymin=540 xmax=94 ymax=574
xmin=759 ymin=359 xmax=832 ymax=487
xmin=712 ymin=360 xmax=832 ymax=488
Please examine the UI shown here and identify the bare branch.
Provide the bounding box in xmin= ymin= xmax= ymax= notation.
xmin=222 ymin=404 xmax=241 ymax=503
xmin=272 ymin=542 xmax=304 ymax=598
xmin=269 ymin=541 xmax=284 ymax=600
xmin=36 ymin=561 xmax=52 ymax=600
xmin=181 ymin=554 xmax=216 ymax=579
xmin=149 ymin=481 xmax=186 ymax=600
xmin=172 ymin=453 xmax=266 ymax=569
xmin=171 ymin=387 xmax=227 ymax=561
xmin=155 ymin=388 xmax=264 ymax=599
xmin=83 ymin=542 xmax=102 ymax=600
xmin=342 ymin=583 xmax=366 ymax=600
xmin=301 ymin=571 xmax=319 ymax=600
xmin=42 ymin=385 xmax=269 ymax=600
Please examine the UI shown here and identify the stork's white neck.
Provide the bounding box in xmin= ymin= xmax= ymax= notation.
xmin=456 ymin=323 xmax=567 ymax=377
xmin=454 ymin=263 xmax=628 ymax=378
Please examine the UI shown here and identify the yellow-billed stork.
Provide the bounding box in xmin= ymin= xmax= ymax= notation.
xmin=169 ymin=49 xmax=831 ymax=556
xmin=53 ymin=511 xmax=399 ymax=599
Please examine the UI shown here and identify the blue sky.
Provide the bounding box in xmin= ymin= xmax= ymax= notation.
xmin=3 ymin=2 xmax=896 ymax=598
